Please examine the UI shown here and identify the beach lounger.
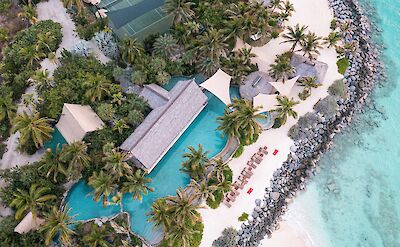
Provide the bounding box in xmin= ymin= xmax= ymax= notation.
xmin=231 ymin=188 xmax=240 ymax=196
xmin=245 ymin=166 xmax=254 ymax=173
xmin=251 ymin=156 xmax=262 ymax=164
xmin=247 ymin=161 xmax=257 ymax=169
xmin=259 ymin=147 xmax=268 ymax=155
xmin=234 ymin=181 xmax=245 ymax=189
xmin=223 ymin=200 xmax=232 ymax=208
xmin=241 ymin=169 xmax=253 ymax=178
xmin=227 ymin=193 xmax=236 ymax=202
xmin=244 ymin=167 xmax=254 ymax=176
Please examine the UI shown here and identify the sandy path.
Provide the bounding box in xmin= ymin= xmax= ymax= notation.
xmin=200 ymin=0 xmax=341 ymax=246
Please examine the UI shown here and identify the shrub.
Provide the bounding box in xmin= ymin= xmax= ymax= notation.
xmin=96 ymin=103 xmax=115 ymax=122
xmin=126 ymin=109 xmax=144 ymax=127
xmin=328 ymin=79 xmax=348 ymax=99
xmin=212 ymin=227 xmax=239 ymax=247
xmin=207 ymin=189 xmax=223 ymax=209
xmin=74 ymin=13 xmax=108 ymax=40
xmin=238 ymin=212 xmax=249 ymax=221
xmin=336 ymin=57 xmax=349 ymax=75
xmin=189 ymin=221 xmax=204 ymax=247
xmin=0 ymin=28 xmax=9 ymax=42
xmin=93 ymin=31 xmax=119 ymax=59
xmin=233 ymin=144 xmax=244 ymax=158
xmin=314 ymin=96 xmax=339 ymax=121
xmin=70 ymin=40 xmax=92 ymax=57
xmin=0 ymin=0 xmax=11 ymax=13
xmin=288 ymin=112 xmax=320 ymax=140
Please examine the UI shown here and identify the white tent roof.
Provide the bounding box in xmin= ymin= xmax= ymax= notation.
xmin=199 ymin=69 xmax=232 ymax=105
xmin=56 ymin=104 xmax=104 ymax=144
xmin=14 ymin=212 xmax=45 ymax=234
xmin=253 ymin=93 xmax=279 ymax=114
xmin=268 ymin=76 xmax=300 ymax=96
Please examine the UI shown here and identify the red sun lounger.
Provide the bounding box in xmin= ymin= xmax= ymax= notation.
xmin=273 ymin=149 xmax=278 ymax=156
xmin=247 ymin=188 xmax=253 ymax=194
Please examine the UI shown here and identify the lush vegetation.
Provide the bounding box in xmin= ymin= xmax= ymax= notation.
xmin=0 ymin=20 xmax=61 ymax=143
xmin=238 ymin=212 xmax=249 ymax=221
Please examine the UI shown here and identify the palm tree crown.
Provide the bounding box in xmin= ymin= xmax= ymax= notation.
xmin=121 ymin=169 xmax=154 ymax=202
xmin=217 ymin=99 xmax=265 ymax=144
xmin=298 ymin=32 xmax=323 ymax=61
xmin=181 ymin=144 xmax=209 ymax=181
xmin=88 ymin=170 xmax=117 ymax=207
xmin=12 ymin=111 xmax=54 ymax=148
xmin=10 ymin=183 xmax=56 ymax=220
xmin=40 ymin=206 xmax=76 ymax=246
xmin=268 ymin=53 xmax=295 ymax=82
xmin=281 ymin=24 xmax=308 ymax=52
xmin=272 ymin=96 xmax=299 ymax=126
xmin=166 ymin=189 xmax=203 ymax=225
xmin=164 ymin=0 xmax=195 ymax=24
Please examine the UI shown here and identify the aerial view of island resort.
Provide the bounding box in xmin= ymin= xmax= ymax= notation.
xmin=1 ymin=0 xmax=399 ymax=246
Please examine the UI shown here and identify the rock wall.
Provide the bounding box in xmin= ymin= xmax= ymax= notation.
xmin=236 ymin=0 xmax=384 ymax=245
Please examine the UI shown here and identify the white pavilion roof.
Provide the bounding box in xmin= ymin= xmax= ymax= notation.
xmin=268 ymin=75 xmax=300 ymax=96
xmin=200 ymin=69 xmax=232 ymax=105
xmin=253 ymin=93 xmax=279 ymax=114
xmin=14 ymin=212 xmax=45 ymax=234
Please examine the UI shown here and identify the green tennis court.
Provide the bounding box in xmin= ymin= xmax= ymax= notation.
xmin=102 ymin=0 xmax=173 ymax=40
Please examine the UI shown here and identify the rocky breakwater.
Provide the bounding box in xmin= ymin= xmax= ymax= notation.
xmin=236 ymin=0 xmax=384 ymax=246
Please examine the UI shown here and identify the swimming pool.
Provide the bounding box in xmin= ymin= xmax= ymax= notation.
xmin=65 ymin=76 xmax=234 ymax=244
xmin=44 ymin=128 xmax=68 ymax=151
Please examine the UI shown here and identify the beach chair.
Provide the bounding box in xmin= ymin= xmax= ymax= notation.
xmin=247 ymin=161 xmax=257 ymax=169
xmin=223 ymin=200 xmax=232 ymax=208
xmin=244 ymin=167 xmax=254 ymax=176
xmin=251 ymin=155 xmax=262 ymax=164
xmin=227 ymin=193 xmax=236 ymax=202
xmin=241 ymin=169 xmax=253 ymax=178
xmin=260 ymin=146 xmax=268 ymax=155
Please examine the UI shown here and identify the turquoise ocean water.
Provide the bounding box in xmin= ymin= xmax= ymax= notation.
xmin=289 ymin=0 xmax=400 ymax=246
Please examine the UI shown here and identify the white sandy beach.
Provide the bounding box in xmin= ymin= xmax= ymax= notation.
xmin=200 ymin=0 xmax=341 ymax=246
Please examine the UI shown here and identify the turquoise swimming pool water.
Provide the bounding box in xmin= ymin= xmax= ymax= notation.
xmin=65 ymin=76 xmax=235 ymax=244
xmin=44 ymin=128 xmax=67 ymax=151
xmin=290 ymin=1 xmax=400 ymax=246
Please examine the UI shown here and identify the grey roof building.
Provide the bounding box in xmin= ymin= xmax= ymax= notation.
xmin=121 ymin=79 xmax=208 ymax=173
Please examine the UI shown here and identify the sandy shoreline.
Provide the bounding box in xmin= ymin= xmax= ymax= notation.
xmin=200 ymin=0 xmax=341 ymax=246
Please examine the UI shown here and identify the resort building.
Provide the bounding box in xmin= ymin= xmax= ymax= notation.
xmin=56 ymin=104 xmax=105 ymax=144
xmin=121 ymin=79 xmax=208 ymax=173
xmin=100 ymin=0 xmax=173 ymax=41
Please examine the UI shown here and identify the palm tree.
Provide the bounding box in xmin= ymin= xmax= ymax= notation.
xmin=19 ymin=46 xmax=45 ymax=67
xmin=83 ymin=224 xmax=110 ymax=247
xmin=281 ymin=24 xmax=308 ymax=52
xmin=196 ymin=28 xmax=229 ymax=75
xmin=281 ymin=0 xmax=294 ymax=18
xmin=63 ymin=0 xmax=84 ymax=14
xmin=0 ymin=91 xmax=17 ymax=123
xmin=121 ymin=169 xmax=154 ymax=202
xmin=18 ymin=3 xmax=38 ymax=26
xmin=83 ymin=73 xmax=113 ymax=102
xmin=298 ymin=76 xmax=320 ymax=100
xmin=268 ymin=53 xmax=295 ymax=82
xmin=272 ymin=96 xmax=299 ymax=126
xmin=165 ymin=223 xmax=197 ymax=247
xmin=40 ymin=206 xmax=75 ymax=246
xmin=217 ymin=99 xmax=265 ymax=144
xmin=36 ymin=31 xmax=57 ymax=52
xmin=113 ymin=118 xmax=129 ymax=134
xmin=39 ymin=146 xmax=68 ymax=182
xmin=270 ymin=0 xmax=282 ymax=11
xmin=61 ymin=141 xmax=91 ymax=178
xmin=166 ymin=189 xmax=203 ymax=225
xmin=181 ymin=144 xmax=209 ymax=181
xmin=153 ymin=34 xmax=179 ymax=59
xmin=119 ymin=37 xmax=144 ymax=64
xmin=103 ymin=148 xmax=132 ymax=180
xmin=298 ymin=32 xmax=323 ymax=62
xmin=211 ymin=158 xmax=230 ymax=183
xmin=164 ymin=0 xmax=195 ymax=24
xmin=147 ymin=199 xmax=170 ymax=230
xmin=88 ymin=170 xmax=117 ymax=207
xmin=30 ymin=69 xmax=53 ymax=92
xmin=323 ymin=32 xmax=341 ymax=48
xmin=12 ymin=111 xmax=54 ymax=148
xmin=188 ymin=179 xmax=217 ymax=202
xmin=10 ymin=184 xmax=56 ymax=220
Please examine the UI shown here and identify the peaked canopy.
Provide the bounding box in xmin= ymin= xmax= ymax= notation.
xmin=268 ymin=75 xmax=300 ymax=97
xmin=14 ymin=212 xmax=45 ymax=234
xmin=200 ymin=69 xmax=232 ymax=105
xmin=56 ymin=104 xmax=105 ymax=144
xmin=253 ymin=93 xmax=279 ymax=114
